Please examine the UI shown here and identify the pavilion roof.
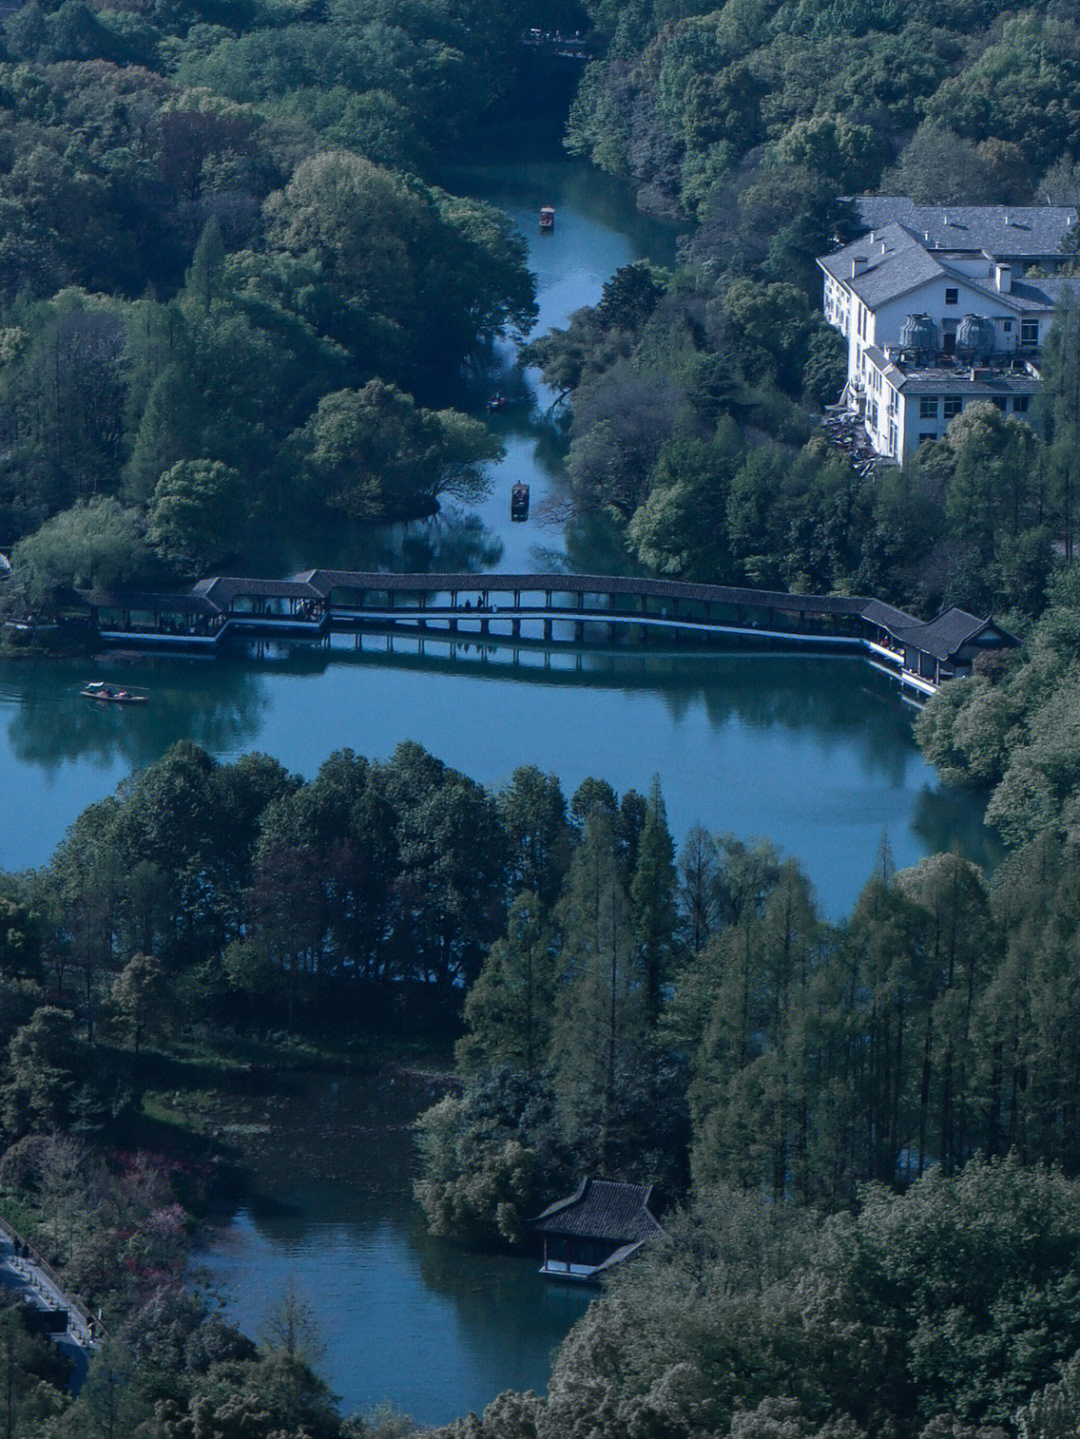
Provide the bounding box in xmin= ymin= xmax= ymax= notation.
xmin=531 ymin=1178 xmax=665 ymax=1244
xmin=193 ymin=576 xmax=324 ymax=605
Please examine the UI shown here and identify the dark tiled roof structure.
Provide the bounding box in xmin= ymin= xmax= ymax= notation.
xmin=893 ymin=608 xmax=996 ymax=662
xmin=293 ymin=570 xmax=868 ymax=616
xmin=532 ymin=1179 xmax=665 ymax=1243
xmin=79 ymin=591 xmax=221 ymax=615
xmin=193 ymin=576 xmax=324 ymax=605
xmin=861 ymin=597 xmax=921 ymax=630
xmin=853 ymin=200 xmax=1078 ymax=258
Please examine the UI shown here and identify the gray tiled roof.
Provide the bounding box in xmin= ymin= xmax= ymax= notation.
xmin=864 ymin=603 xmax=1017 ymax=661
xmin=80 ymin=591 xmax=221 ymax=615
xmin=850 ymin=246 xmax=946 ymax=307
xmin=855 ymin=199 xmax=1078 ymax=257
xmin=861 ymin=344 xmax=1041 ymax=395
xmin=861 ymin=598 xmax=921 ymax=630
xmin=531 ymin=1179 xmax=664 ymax=1243
xmin=193 ymin=576 xmax=324 ymax=605
xmin=897 ymin=608 xmax=995 ymax=661
xmin=292 ymin=570 xmax=868 ymax=615
xmin=819 ymin=223 xmax=925 ymax=284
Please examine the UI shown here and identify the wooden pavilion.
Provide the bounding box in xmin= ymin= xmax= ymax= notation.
xmin=531 ymin=1178 xmax=665 ymax=1282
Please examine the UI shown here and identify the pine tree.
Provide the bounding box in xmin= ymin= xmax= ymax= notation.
xmin=550 ymin=807 xmax=644 ymax=1163
xmin=630 ymin=776 xmax=677 ymax=1025
xmin=457 ymin=891 xmax=555 ymax=1075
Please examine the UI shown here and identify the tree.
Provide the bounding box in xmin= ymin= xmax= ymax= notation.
xmin=496 ymin=768 xmax=572 ymax=910
xmin=147 ymin=458 xmax=244 ymax=572
xmin=630 ymin=776 xmax=677 ymax=1024
xmin=113 ymin=953 xmax=169 ymax=1054
xmin=261 ymin=1278 xmax=325 ymax=1369
xmin=550 ymin=806 xmax=646 ymax=1159
xmin=0 ymin=896 xmax=41 ymax=982
xmin=4 ymin=1007 xmax=79 ymax=1135
xmin=297 ymin=380 xmax=501 ymax=521
xmin=12 ymin=497 xmax=154 ymax=610
xmin=458 ymin=892 xmax=556 ymax=1075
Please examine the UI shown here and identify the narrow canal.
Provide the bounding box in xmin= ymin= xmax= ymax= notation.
xmin=0 ymin=153 xmax=994 ymax=1427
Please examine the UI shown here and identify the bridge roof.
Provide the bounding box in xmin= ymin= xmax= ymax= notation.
xmin=194 ymin=576 xmax=324 ymax=605
xmin=292 ymin=570 xmax=870 ymax=615
xmin=80 ymin=590 xmax=221 ymax=615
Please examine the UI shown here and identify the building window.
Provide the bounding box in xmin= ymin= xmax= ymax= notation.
xmin=888 ymin=388 xmax=899 ymax=414
xmin=918 ymin=433 xmax=936 ymax=445
xmin=945 ymin=287 xmax=958 ymax=305
xmin=943 ymin=396 xmax=963 ymax=417
xmin=1002 ymin=320 xmax=1013 ymax=333
xmin=868 ymin=400 xmax=879 ymax=429
xmin=991 ymin=396 xmax=1007 ymax=410
xmin=920 ymin=396 xmax=939 ymax=418
xmin=1021 ymin=319 xmax=1039 ymax=346
xmin=1014 ymin=395 xmax=1030 ymax=413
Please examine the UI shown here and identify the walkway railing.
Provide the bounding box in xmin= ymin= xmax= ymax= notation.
xmin=0 ymin=1210 xmax=102 ymax=1344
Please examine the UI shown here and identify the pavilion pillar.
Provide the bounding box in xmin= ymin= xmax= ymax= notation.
xmin=544 ymin=618 xmax=552 ymax=640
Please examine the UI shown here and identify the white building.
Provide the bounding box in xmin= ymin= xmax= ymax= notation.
xmin=818 ymin=201 xmax=1079 ymax=463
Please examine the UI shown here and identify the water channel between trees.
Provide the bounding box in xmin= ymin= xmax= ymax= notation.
xmin=0 ymin=155 xmax=995 ymax=1427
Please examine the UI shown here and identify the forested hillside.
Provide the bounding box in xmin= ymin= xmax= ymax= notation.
xmin=0 ymin=0 xmax=570 ymax=600
xmin=526 ymin=2 xmax=1080 ymax=625
xmin=5 ymin=737 xmax=1080 ymax=1432
xmin=566 ymin=0 xmax=1080 ymax=220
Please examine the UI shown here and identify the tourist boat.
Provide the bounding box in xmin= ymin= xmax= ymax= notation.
xmin=80 ymin=681 xmax=148 ymax=705
xmin=539 ymin=206 xmax=555 ymax=231
xmin=511 ymin=482 xmax=530 ymax=521
xmin=487 ymin=394 xmax=507 ymax=411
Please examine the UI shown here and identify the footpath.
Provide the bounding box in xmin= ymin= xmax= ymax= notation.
xmin=0 ymin=1215 xmax=99 ymax=1390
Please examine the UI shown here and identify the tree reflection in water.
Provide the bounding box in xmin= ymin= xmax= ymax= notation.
xmin=4 ymin=657 xmax=267 ymax=771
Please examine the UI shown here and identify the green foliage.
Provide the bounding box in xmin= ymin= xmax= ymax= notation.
xmin=148 ymin=459 xmax=244 ymax=572
xmin=414 ymin=1071 xmax=569 ymax=1248
xmin=12 ymin=496 xmax=154 ymax=610
xmin=297 ymin=380 xmax=501 ymax=521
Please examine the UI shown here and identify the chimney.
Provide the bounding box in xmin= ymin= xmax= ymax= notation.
xmin=880 ymin=240 xmax=887 ymax=253
xmin=995 ymin=263 xmax=1012 ymax=293
xmin=1005 ymin=213 xmax=1011 ymax=225
xmin=851 ymin=255 xmax=869 ymax=278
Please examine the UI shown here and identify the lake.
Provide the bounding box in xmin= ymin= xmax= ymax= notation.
xmin=0 ymin=153 xmax=991 ymax=1428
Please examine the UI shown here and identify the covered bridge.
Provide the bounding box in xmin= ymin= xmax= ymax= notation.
xmin=862 ymin=600 xmax=1018 ymax=693
xmin=531 ymin=1178 xmax=665 ymax=1282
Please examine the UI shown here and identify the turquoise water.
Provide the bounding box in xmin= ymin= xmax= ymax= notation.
xmin=0 ymin=155 xmax=990 ymax=1428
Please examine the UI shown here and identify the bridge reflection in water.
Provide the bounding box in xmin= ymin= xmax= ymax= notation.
xmin=75 ymin=569 xmax=1016 ymax=701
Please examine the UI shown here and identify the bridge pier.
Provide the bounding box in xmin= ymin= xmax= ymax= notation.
xmin=512 ymin=617 xmax=521 ymax=638
xmin=544 ymin=618 xmax=553 ymax=640
xmin=575 ymin=621 xmax=584 ymax=642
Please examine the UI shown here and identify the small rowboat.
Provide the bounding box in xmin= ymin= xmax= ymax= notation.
xmin=80 ymin=681 xmax=148 ymax=705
